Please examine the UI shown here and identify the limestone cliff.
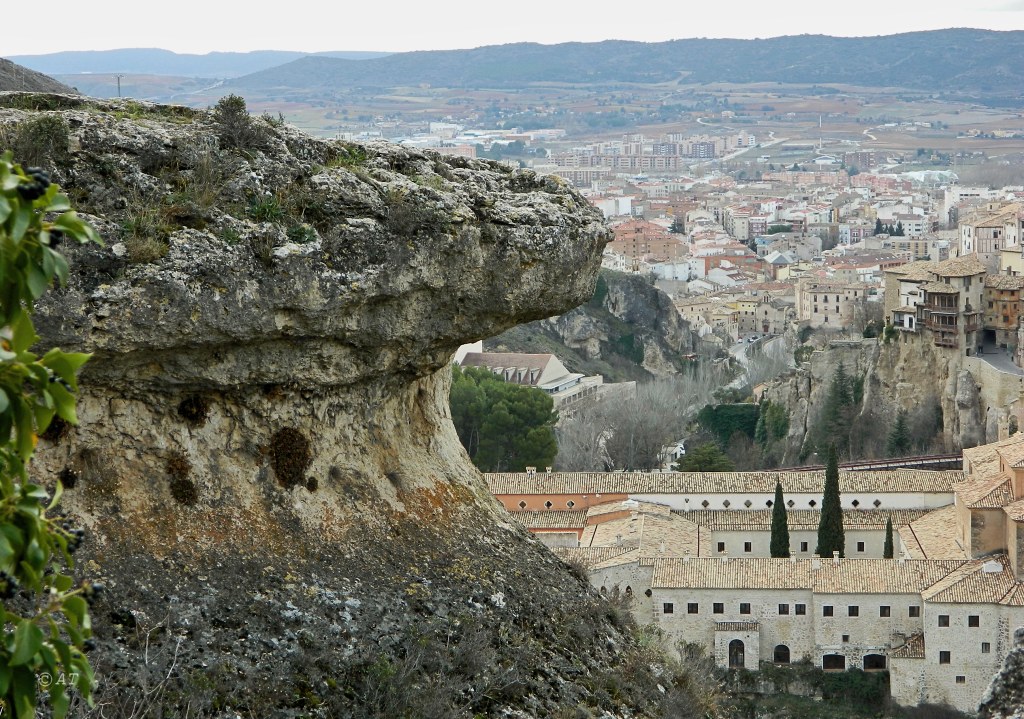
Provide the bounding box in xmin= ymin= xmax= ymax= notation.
xmin=3 ymin=93 xmax=690 ymax=717
xmin=765 ymin=332 xmax=993 ymax=462
xmin=979 ymin=627 xmax=1024 ymax=718
xmin=489 ymin=270 xmax=696 ymax=382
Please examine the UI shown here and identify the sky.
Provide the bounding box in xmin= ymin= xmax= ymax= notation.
xmin=6 ymin=0 xmax=1024 ymax=56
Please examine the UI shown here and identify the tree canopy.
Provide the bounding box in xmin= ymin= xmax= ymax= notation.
xmin=449 ymin=365 xmax=558 ymax=472
xmin=676 ymin=443 xmax=735 ymax=472
xmin=770 ymin=482 xmax=790 ymax=558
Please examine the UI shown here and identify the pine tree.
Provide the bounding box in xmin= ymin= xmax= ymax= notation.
xmin=874 ymin=218 xmax=884 ymax=235
xmin=883 ymin=517 xmax=895 ymax=559
xmin=770 ymin=482 xmax=790 ymax=558
xmin=816 ymin=444 xmax=845 ymax=558
xmin=886 ymin=409 xmax=911 ymax=457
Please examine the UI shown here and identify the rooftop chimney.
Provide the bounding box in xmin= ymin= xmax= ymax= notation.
xmin=833 ymin=550 xmax=840 ymax=565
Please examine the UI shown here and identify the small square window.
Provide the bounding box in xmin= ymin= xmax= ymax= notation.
xmin=544 ymin=501 xmax=553 ymax=509
xmin=956 ymin=675 xmax=966 ymax=684
xmin=849 ymin=606 xmax=859 ymax=617
xmin=909 ymin=606 xmax=921 ymax=618
xmin=809 ymin=499 xmax=817 ymax=508
xmin=880 ymin=606 xmax=891 ymax=618
xmin=779 ymin=604 xmax=789 ymax=615
xmin=713 ymin=602 xmax=724 ymax=614
xmin=795 ymin=603 xmax=806 ymax=615
xmin=982 ymin=642 xmax=991 ymax=653
xmin=851 ymin=499 xmax=860 ymax=508
xmin=842 ymin=634 xmax=850 ymax=643
xmin=663 ymin=603 xmax=674 ymax=614
xmin=688 ymin=603 xmax=699 ymax=615
xmin=566 ymin=500 xmax=575 ymax=508
xmin=969 ymin=615 xmax=980 ymax=628
xmin=823 ymin=605 xmax=834 ymax=617
xmin=856 ymin=541 xmax=865 ymax=553
xmin=717 ymin=541 xmax=726 ymax=553
xmin=518 ymin=501 xmax=527 ymax=509
xmin=800 ymin=541 xmax=808 ymax=552
xmin=743 ymin=542 xmax=752 ymax=553
xmin=939 ymin=651 xmax=951 ymax=665
xmin=722 ymin=500 xmax=731 ymax=508
xmin=740 ymin=603 xmax=751 ymax=615
xmin=787 ymin=499 xmax=795 ymax=508
xmin=939 ymin=615 xmax=950 ymax=627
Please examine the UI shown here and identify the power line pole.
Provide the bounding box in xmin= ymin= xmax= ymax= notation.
xmin=116 ymin=74 xmax=125 ymax=98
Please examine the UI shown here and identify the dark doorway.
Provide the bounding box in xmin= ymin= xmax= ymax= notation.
xmin=774 ymin=644 xmax=791 ymax=664
xmin=864 ymin=654 xmax=887 ymax=671
xmin=823 ymin=653 xmax=846 ymax=671
xmin=729 ymin=639 xmax=745 ymax=669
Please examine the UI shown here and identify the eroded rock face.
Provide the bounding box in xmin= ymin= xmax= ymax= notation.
xmin=2 ymin=96 xmax=682 ymax=717
xmin=979 ymin=627 xmax=1024 ymax=718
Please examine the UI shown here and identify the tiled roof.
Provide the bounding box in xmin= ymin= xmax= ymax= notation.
xmin=954 ymin=473 xmax=1014 ymax=509
xmin=985 ymin=275 xmax=1024 ymax=290
xmin=681 ymin=508 xmax=930 ymax=531
xmin=461 ymin=352 xmax=551 ymax=372
xmin=999 ymin=583 xmax=1024 ymax=607
xmin=898 ymin=506 xmax=968 ymax=560
xmin=486 ymin=470 xmax=963 ymax=496
xmin=964 ymin=434 xmax=1024 ymax=477
xmin=581 ymin=512 xmax=700 ymax=557
xmin=886 ymin=260 xmax=936 ymax=278
xmin=922 ymin=556 xmax=1020 ymax=604
xmin=509 ymin=510 xmax=587 ymax=529
xmin=998 ymin=440 xmax=1024 ymax=469
xmin=1004 ymin=499 xmax=1024 ymax=522
xmin=920 ymin=281 xmax=958 ymax=294
xmin=587 ymin=500 xmax=672 ymax=519
xmin=650 ymin=558 xmax=965 ymax=593
xmin=934 ymin=254 xmax=987 ymax=277
xmin=551 ymin=546 xmax=634 ymax=569
xmin=715 ymin=621 xmax=760 ymax=631
xmin=890 ymin=634 xmax=925 ymax=659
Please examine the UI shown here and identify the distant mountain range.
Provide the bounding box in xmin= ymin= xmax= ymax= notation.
xmin=6 ymin=48 xmax=390 ymax=79
xmin=6 ymin=30 xmax=1024 ymax=98
xmin=221 ymin=29 xmax=1024 ymax=95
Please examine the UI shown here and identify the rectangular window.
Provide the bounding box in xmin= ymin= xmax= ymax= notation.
xmin=663 ymin=602 xmax=674 ymax=614
xmin=910 ymin=606 xmax=921 ymax=618
xmin=687 ymin=603 xmax=699 ymax=615
xmin=880 ymin=606 xmax=891 ymax=618
xmin=969 ymin=615 xmax=980 ymax=628
xmin=713 ymin=603 xmax=724 ymax=614
xmin=940 ymin=651 xmax=951 ymax=665
xmin=849 ymin=606 xmax=859 ymax=617
xmin=779 ymin=604 xmax=789 ymax=615
xmin=983 ymin=642 xmax=991 ymax=653
xmin=842 ymin=634 xmax=850 ymax=643
xmin=800 ymin=541 xmax=808 ymax=552
xmin=823 ymin=605 xmax=834 ymax=617
xmin=939 ymin=615 xmax=950 ymax=627
xmin=856 ymin=541 xmax=865 ymax=553
xmin=740 ymin=603 xmax=751 ymax=615
xmin=956 ymin=675 xmax=966 ymax=684
xmin=795 ymin=604 xmax=806 ymax=615
xmin=743 ymin=541 xmax=752 ymax=553
xmin=717 ymin=541 xmax=726 ymax=553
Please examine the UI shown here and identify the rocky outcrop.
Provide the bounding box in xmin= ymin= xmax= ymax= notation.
xmin=489 ymin=270 xmax=695 ymax=382
xmin=0 ymin=61 xmax=76 ymax=93
xmin=979 ymin=627 xmax=1024 ymax=718
xmin=5 ymin=94 xmax=688 ymax=717
xmin=765 ymin=333 xmax=987 ymax=462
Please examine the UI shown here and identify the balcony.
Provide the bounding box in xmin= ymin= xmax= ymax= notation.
xmin=923 ymin=315 xmax=958 ymax=332
xmin=934 ymin=334 xmax=959 ymax=348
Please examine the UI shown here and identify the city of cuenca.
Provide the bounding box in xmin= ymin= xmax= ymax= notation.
xmin=453 ymin=118 xmax=1024 ymax=715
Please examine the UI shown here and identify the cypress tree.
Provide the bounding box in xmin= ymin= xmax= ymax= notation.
xmin=874 ymin=218 xmax=884 ymax=235
xmin=886 ymin=410 xmax=911 ymax=457
xmin=883 ymin=517 xmax=895 ymax=559
xmin=816 ymin=444 xmax=845 ymax=558
xmin=770 ymin=481 xmax=790 ymax=558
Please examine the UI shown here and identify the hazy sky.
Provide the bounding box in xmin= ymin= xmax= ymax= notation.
xmin=6 ymin=0 xmax=1024 ymax=56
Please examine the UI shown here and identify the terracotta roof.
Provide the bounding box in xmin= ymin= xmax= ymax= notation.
xmin=681 ymin=508 xmax=930 ymax=531
xmin=997 ymin=440 xmax=1024 ymax=469
xmin=1004 ymin=499 xmax=1024 ymax=522
xmin=985 ymin=275 xmax=1024 ymax=290
xmin=581 ymin=513 xmax=700 ymax=556
xmin=922 ymin=557 xmax=1021 ymax=604
xmin=890 ymin=634 xmax=925 ymax=659
xmin=715 ymin=621 xmax=759 ymax=631
xmin=954 ymin=473 xmax=1014 ymax=509
xmin=886 ymin=260 xmax=936 ymax=278
xmin=898 ymin=506 xmax=968 ymax=560
xmin=587 ymin=499 xmax=672 ymax=519
xmin=934 ymin=254 xmax=987 ymax=277
xmin=551 ymin=546 xmax=633 ymax=569
xmin=486 ymin=470 xmax=963 ymax=496
xmin=920 ymin=281 xmax=959 ymax=294
xmin=999 ymin=583 xmax=1024 ymax=607
xmin=964 ymin=434 xmax=1024 ymax=477
xmin=813 ymin=559 xmax=964 ymax=594
xmin=509 ymin=510 xmax=587 ymax=529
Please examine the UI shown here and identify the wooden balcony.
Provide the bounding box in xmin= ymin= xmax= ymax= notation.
xmin=934 ymin=334 xmax=959 ymax=348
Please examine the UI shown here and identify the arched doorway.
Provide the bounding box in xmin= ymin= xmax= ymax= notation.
xmin=863 ymin=654 xmax=886 ymax=671
xmin=823 ymin=654 xmax=846 ymax=671
xmin=774 ymin=644 xmax=791 ymax=664
xmin=729 ymin=639 xmax=745 ymax=669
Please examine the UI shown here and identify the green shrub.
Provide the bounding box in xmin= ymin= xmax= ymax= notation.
xmin=212 ymin=94 xmax=267 ymax=151
xmin=2 ymin=114 xmax=70 ymax=169
xmin=248 ymin=195 xmax=285 ymax=222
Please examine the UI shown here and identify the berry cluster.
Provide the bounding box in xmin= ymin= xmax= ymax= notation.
xmin=81 ymin=581 xmax=104 ymax=607
xmin=62 ymin=523 xmax=86 ymax=553
xmin=16 ymin=167 xmax=51 ymax=201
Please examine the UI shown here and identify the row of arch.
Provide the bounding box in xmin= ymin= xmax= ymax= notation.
xmin=727 ymin=641 xmax=886 ymax=671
